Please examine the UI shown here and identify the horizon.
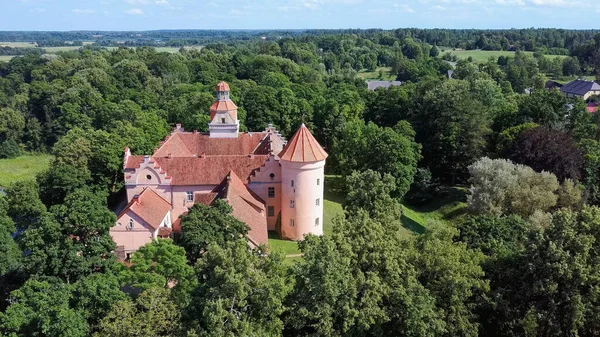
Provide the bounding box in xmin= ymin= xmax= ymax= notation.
xmin=3 ymin=0 xmax=600 ymax=31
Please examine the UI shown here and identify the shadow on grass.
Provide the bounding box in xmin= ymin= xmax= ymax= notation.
xmin=324 ymin=175 xmax=346 ymax=204
xmin=404 ymin=186 xmax=468 ymax=214
xmin=401 ymin=214 xmax=426 ymax=234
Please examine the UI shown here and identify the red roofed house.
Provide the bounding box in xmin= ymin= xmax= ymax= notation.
xmin=111 ymin=81 xmax=328 ymax=257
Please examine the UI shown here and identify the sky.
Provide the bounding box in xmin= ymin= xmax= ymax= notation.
xmin=1 ymin=0 xmax=600 ymax=31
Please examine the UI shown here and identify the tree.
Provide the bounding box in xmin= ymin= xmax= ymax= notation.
xmin=178 ymin=199 xmax=249 ymax=264
xmin=21 ymin=188 xmax=116 ymax=282
xmin=467 ymin=157 xmax=560 ymax=217
xmin=429 ymin=44 xmax=439 ymax=58
xmin=72 ymin=273 xmax=127 ymax=329
xmin=4 ymin=180 xmax=46 ymax=232
xmin=187 ymin=240 xmax=290 ymax=337
xmin=345 ymin=170 xmax=402 ymax=224
xmin=332 ymin=119 xmax=421 ymax=198
xmin=456 ymin=214 xmax=530 ymax=258
xmin=285 ymin=210 xmax=444 ymax=336
xmin=37 ymin=163 xmax=92 ymax=206
xmin=495 ymin=122 xmax=538 ymax=156
xmin=94 ymin=287 xmax=181 ymax=337
xmin=410 ymin=224 xmax=488 ymax=337
xmin=0 ymin=278 xmax=89 ymax=337
xmin=562 ymin=56 xmax=581 ymax=76
xmin=507 ymin=127 xmax=583 ymax=181
xmin=120 ymin=239 xmax=196 ymax=306
xmin=415 ymin=80 xmax=493 ymax=183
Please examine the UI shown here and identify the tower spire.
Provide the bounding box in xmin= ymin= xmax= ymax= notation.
xmin=209 ymin=81 xmax=239 ymax=138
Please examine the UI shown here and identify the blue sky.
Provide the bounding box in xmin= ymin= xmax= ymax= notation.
xmin=2 ymin=0 xmax=600 ymax=31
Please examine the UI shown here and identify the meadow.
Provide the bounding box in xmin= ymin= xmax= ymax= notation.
xmin=357 ymin=66 xmax=396 ymax=81
xmin=0 ymin=154 xmax=52 ymax=187
xmin=439 ymin=48 xmax=569 ymax=63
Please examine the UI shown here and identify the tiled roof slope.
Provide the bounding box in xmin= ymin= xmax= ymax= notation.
xmin=154 ymin=155 xmax=269 ymax=185
xmin=118 ymin=188 xmax=171 ymax=230
xmin=215 ymin=171 xmax=268 ymax=246
xmin=154 ymin=132 xmax=282 ymax=157
xmin=561 ymin=79 xmax=600 ymax=95
xmin=279 ymin=124 xmax=328 ymax=162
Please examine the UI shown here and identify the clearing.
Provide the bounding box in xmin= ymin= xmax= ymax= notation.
xmin=438 ymin=48 xmax=569 ymax=63
xmin=0 ymin=154 xmax=53 ymax=187
xmin=357 ymin=66 xmax=396 ymax=81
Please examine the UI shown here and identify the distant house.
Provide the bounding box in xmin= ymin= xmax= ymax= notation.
xmin=545 ymin=80 xmax=563 ymax=90
xmin=588 ymin=102 xmax=600 ymax=113
xmin=367 ymin=80 xmax=402 ymax=91
xmin=447 ymin=70 xmax=455 ymax=79
xmin=560 ymin=79 xmax=600 ymax=100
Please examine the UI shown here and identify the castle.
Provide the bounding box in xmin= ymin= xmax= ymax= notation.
xmin=110 ymin=82 xmax=328 ymax=258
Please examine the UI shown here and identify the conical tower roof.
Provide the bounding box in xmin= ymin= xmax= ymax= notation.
xmin=279 ymin=124 xmax=328 ymax=162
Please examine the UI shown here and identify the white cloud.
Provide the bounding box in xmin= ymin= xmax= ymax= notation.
xmin=72 ymin=8 xmax=96 ymax=14
xmin=433 ymin=4 xmax=445 ymax=10
xmin=125 ymin=8 xmax=144 ymax=14
xmin=393 ymin=3 xmax=416 ymax=12
xmin=496 ymin=0 xmax=525 ymax=6
xmin=529 ymin=0 xmax=575 ymax=6
xmin=155 ymin=0 xmax=169 ymax=4
xmin=125 ymin=0 xmax=150 ymax=4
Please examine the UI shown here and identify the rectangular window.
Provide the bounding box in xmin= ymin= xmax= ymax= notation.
xmin=291 ymin=180 xmax=294 ymax=187
xmin=221 ymin=117 xmax=225 ymax=123
xmin=317 ymin=178 xmax=320 ymax=186
xmin=316 ymin=198 xmax=320 ymax=206
xmin=268 ymin=187 xmax=275 ymax=198
xmin=186 ymin=191 xmax=193 ymax=202
xmin=267 ymin=206 xmax=274 ymax=217
xmin=290 ymin=219 xmax=295 ymax=227
xmin=315 ymin=218 xmax=320 ymax=226
xmin=290 ymin=200 xmax=295 ymax=208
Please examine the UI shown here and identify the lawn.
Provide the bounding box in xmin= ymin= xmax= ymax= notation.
xmin=357 ymin=66 xmax=395 ymax=81
xmin=401 ymin=186 xmax=468 ymax=230
xmin=0 ymin=56 xmax=14 ymax=62
xmin=439 ymin=48 xmax=569 ymax=63
xmin=0 ymin=154 xmax=53 ymax=187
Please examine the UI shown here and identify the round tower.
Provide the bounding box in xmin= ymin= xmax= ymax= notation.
xmin=278 ymin=124 xmax=328 ymax=240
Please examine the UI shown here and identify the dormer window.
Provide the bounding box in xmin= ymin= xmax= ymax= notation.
xmin=186 ymin=191 xmax=193 ymax=202
xmin=221 ymin=118 xmax=226 ymax=124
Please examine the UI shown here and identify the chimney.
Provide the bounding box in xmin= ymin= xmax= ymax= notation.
xmin=143 ymin=155 xmax=150 ymax=164
xmin=175 ymin=124 xmax=183 ymax=132
xmin=200 ymin=152 xmax=205 ymax=158
xmin=193 ymin=130 xmax=198 ymax=134
xmin=123 ymin=147 xmax=131 ymax=168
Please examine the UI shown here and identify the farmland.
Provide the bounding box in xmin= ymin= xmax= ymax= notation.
xmin=0 ymin=154 xmax=52 ymax=187
xmin=439 ymin=47 xmax=569 ymax=63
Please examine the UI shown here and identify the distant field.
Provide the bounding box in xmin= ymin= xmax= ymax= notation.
xmin=0 ymin=154 xmax=52 ymax=187
xmin=0 ymin=41 xmax=37 ymax=48
xmin=439 ymin=48 xmax=569 ymax=63
xmin=0 ymin=56 xmax=13 ymax=62
xmin=357 ymin=66 xmax=395 ymax=81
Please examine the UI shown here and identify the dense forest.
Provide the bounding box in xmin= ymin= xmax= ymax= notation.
xmin=2 ymin=29 xmax=600 ymax=336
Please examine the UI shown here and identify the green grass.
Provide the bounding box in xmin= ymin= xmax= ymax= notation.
xmin=401 ymin=186 xmax=468 ymax=229
xmin=0 ymin=154 xmax=53 ymax=187
xmin=0 ymin=56 xmax=14 ymax=62
xmin=357 ymin=67 xmax=396 ymax=81
xmin=0 ymin=42 xmax=37 ymax=48
xmin=439 ymin=48 xmax=569 ymax=63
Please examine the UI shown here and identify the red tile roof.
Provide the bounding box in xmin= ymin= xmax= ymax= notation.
xmin=154 ymin=155 xmax=269 ymax=185
xmin=209 ymin=100 xmax=238 ymax=120
xmin=154 ymin=132 xmax=279 ymax=157
xmin=215 ymin=171 xmax=268 ymax=246
xmin=118 ymin=188 xmax=172 ymax=230
xmin=158 ymin=227 xmax=172 ymax=237
xmin=216 ymin=81 xmax=230 ymax=92
xmin=279 ymin=124 xmax=328 ymax=162
xmin=125 ymin=155 xmax=146 ymax=169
